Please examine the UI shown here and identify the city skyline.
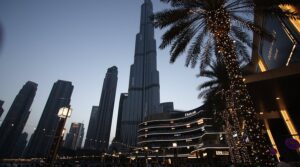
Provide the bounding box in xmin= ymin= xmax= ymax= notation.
xmin=0 ymin=0 xmax=204 ymax=144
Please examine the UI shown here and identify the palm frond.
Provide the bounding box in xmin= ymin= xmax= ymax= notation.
xmin=169 ymin=20 xmax=205 ymax=63
xmin=198 ymin=80 xmax=218 ymax=91
xmin=230 ymin=25 xmax=252 ymax=47
xmin=231 ymin=14 xmax=274 ymax=41
xmin=199 ymin=40 xmax=214 ymax=73
xmin=265 ymin=7 xmax=300 ymax=20
xmin=159 ymin=16 xmax=200 ymax=49
xmin=152 ymin=8 xmax=191 ymax=29
xmin=198 ymin=87 xmax=216 ymax=99
xmin=234 ymin=39 xmax=251 ymax=63
xmin=197 ymin=70 xmax=216 ymax=78
xmin=186 ymin=27 xmax=209 ymax=67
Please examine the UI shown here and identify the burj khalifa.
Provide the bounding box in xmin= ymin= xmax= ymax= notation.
xmin=120 ymin=0 xmax=161 ymax=146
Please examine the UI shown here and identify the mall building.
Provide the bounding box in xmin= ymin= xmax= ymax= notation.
xmin=244 ymin=5 xmax=300 ymax=161
xmin=137 ymin=106 xmax=230 ymax=166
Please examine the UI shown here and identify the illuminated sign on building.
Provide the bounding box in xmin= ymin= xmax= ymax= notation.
xmin=185 ymin=111 xmax=197 ymax=117
xmin=216 ymin=151 xmax=229 ymax=156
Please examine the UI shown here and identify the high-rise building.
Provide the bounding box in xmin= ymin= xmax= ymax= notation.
xmin=25 ymin=80 xmax=73 ymax=158
xmin=114 ymin=93 xmax=128 ymax=142
xmin=84 ymin=106 xmax=99 ymax=150
xmin=12 ymin=132 xmax=28 ymax=158
xmin=95 ymin=66 xmax=118 ymax=151
xmin=0 ymin=100 xmax=4 ymax=118
xmin=64 ymin=123 xmax=84 ymax=150
xmin=120 ymin=0 xmax=161 ymax=147
xmin=84 ymin=66 xmax=118 ymax=151
xmin=0 ymin=81 xmax=37 ymax=158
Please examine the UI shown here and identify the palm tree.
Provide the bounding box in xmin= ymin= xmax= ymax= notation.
xmin=152 ymin=0 xmax=299 ymax=166
xmin=198 ymin=59 xmax=229 ymax=124
xmin=197 ymin=60 xmax=228 ymax=140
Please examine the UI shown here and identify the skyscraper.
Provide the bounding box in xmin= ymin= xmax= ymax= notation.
xmin=0 ymin=81 xmax=37 ymax=158
xmin=114 ymin=93 xmax=128 ymax=142
xmin=84 ymin=66 xmax=118 ymax=151
xmin=64 ymin=123 xmax=84 ymax=150
xmin=84 ymin=106 xmax=99 ymax=150
xmin=120 ymin=0 xmax=161 ymax=146
xmin=25 ymin=80 xmax=73 ymax=158
xmin=96 ymin=66 xmax=118 ymax=151
xmin=12 ymin=132 xmax=28 ymax=158
xmin=0 ymin=100 xmax=4 ymax=118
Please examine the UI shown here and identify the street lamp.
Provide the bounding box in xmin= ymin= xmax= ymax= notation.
xmin=48 ymin=106 xmax=72 ymax=167
xmin=172 ymin=143 xmax=177 ymax=167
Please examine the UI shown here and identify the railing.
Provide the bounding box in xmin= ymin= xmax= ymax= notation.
xmin=138 ymin=125 xmax=214 ymax=137
xmin=138 ymin=131 xmax=225 ymax=144
xmin=138 ymin=119 xmax=213 ymax=131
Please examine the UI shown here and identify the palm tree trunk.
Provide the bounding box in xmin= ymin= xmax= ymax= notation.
xmin=214 ymin=34 xmax=276 ymax=166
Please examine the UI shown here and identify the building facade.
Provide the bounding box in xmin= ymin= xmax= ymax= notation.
xmin=0 ymin=100 xmax=4 ymax=118
xmin=137 ymin=106 xmax=229 ymax=167
xmin=0 ymin=81 xmax=37 ymax=158
xmin=12 ymin=132 xmax=28 ymax=158
xmin=120 ymin=0 xmax=162 ymax=147
xmin=64 ymin=123 xmax=84 ymax=150
xmin=96 ymin=66 xmax=118 ymax=151
xmin=160 ymin=102 xmax=174 ymax=113
xmin=25 ymin=80 xmax=73 ymax=158
xmin=115 ymin=93 xmax=128 ymax=142
xmin=84 ymin=106 xmax=99 ymax=150
xmin=245 ymin=6 xmax=300 ymax=161
xmin=84 ymin=66 xmax=118 ymax=152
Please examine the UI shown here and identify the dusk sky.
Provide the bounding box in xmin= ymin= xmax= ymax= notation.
xmin=0 ymin=0 xmax=205 ymax=144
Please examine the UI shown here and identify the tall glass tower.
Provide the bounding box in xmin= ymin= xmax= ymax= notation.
xmin=25 ymin=80 xmax=73 ymax=158
xmin=95 ymin=66 xmax=118 ymax=151
xmin=84 ymin=106 xmax=99 ymax=150
xmin=84 ymin=66 xmax=118 ymax=151
xmin=0 ymin=81 xmax=37 ymax=158
xmin=120 ymin=0 xmax=161 ymax=146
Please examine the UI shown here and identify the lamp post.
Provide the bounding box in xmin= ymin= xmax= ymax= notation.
xmin=172 ymin=142 xmax=177 ymax=166
xmin=172 ymin=143 xmax=177 ymax=167
xmin=144 ymin=146 xmax=148 ymax=166
xmin=48 ymin=106 xmax=72 ymax=167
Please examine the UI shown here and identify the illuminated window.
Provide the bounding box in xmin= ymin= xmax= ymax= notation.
xmin=197 ymin=119 xmax=204 ymax=125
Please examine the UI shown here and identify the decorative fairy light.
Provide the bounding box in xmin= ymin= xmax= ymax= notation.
xmin=206 ymin=7 xmax=276 ymax=166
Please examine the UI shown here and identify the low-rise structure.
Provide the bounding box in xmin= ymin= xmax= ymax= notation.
xmin=137 ymin=106 xmax=229 ymax=166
